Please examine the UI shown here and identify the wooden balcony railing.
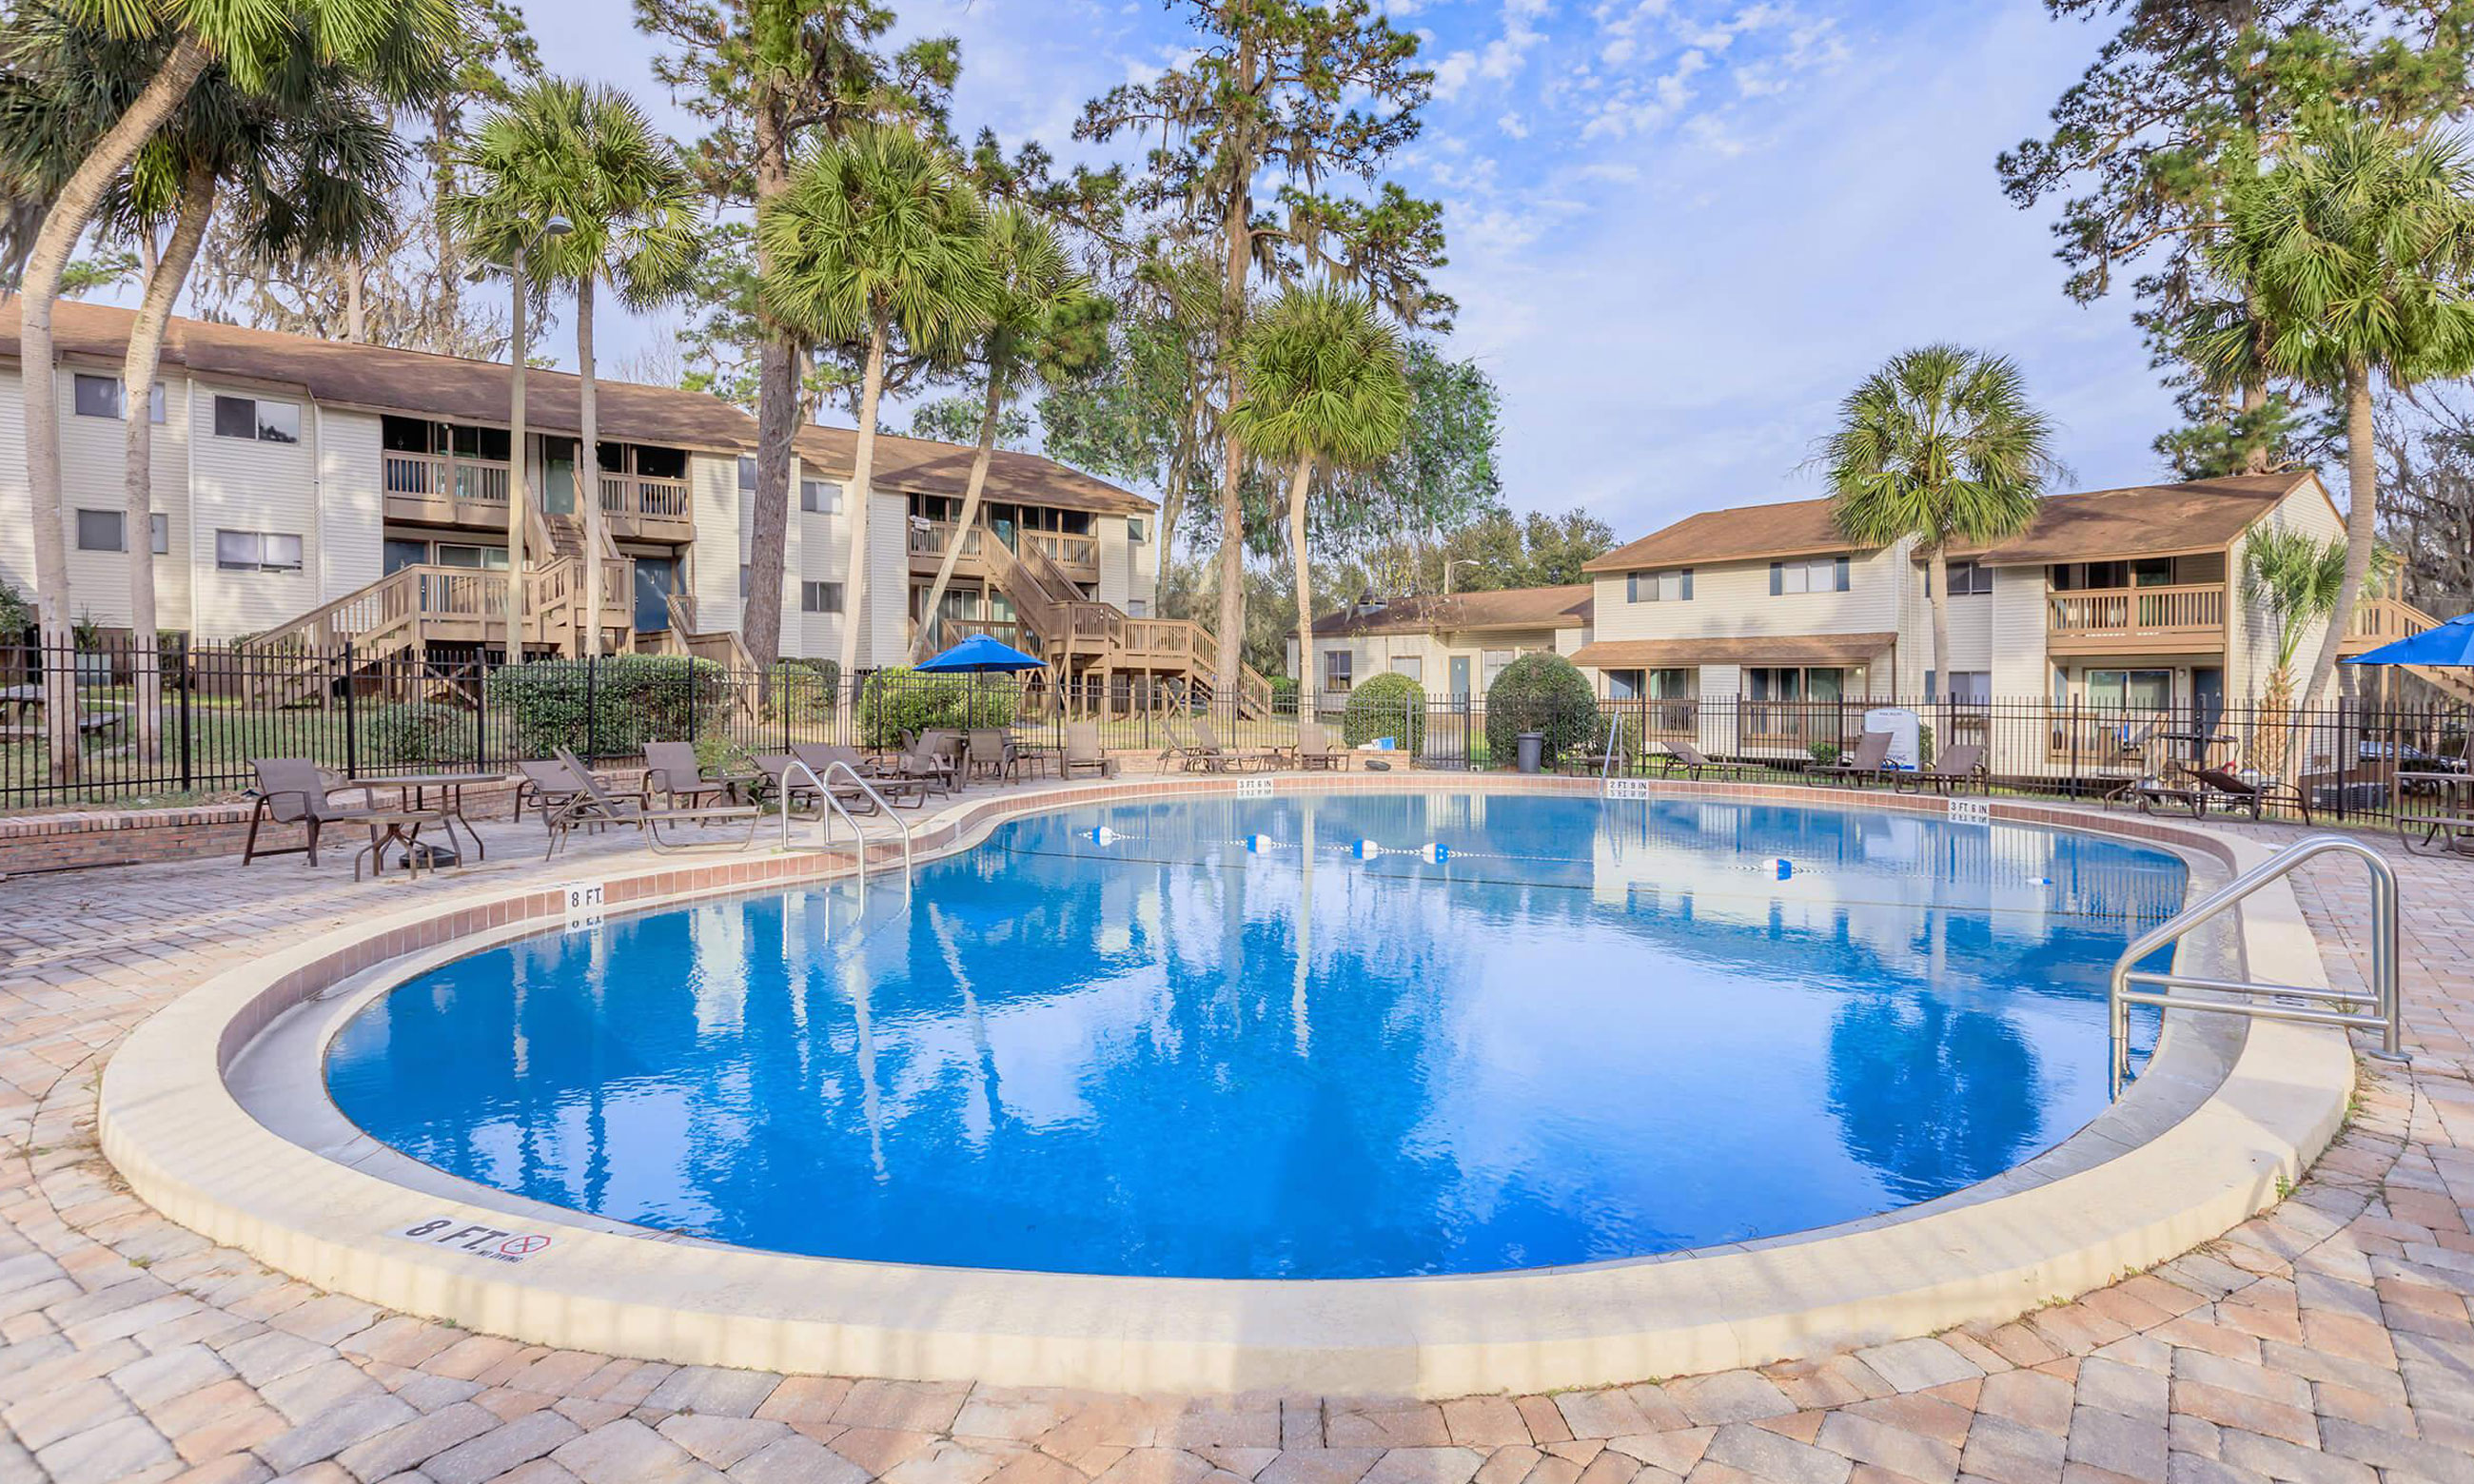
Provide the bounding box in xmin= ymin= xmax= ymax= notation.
xmin=909 ymin=521 xmax=986 ymax=560
xmin=383 ymin=452 xmax=510 ymax=508
xmin=2342 ymin=580 xmax=2438 ymax=654
xmin=1024 ymin=529 xmax=1099 ymax=572
xmin=2047 ymin=583 xmax=2226 ymax=651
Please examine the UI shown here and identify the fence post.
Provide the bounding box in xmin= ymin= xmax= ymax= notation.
xmin=342 ymin=640 xmax=359 ymax=778
xmin=177 ymin=635 xmax=194 ymax=792
xmin=2068 ymin=698 xmax=2080 ymax=798
xmin=585 ymin=653 xmax=599 ymax=763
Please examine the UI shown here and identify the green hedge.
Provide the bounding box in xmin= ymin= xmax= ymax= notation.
xmin=483 ymin=654 xmax=729 ymax=759
xmin=856 ymin=667 xmax=1019 ymax=749
xmin=1342 ymin=672 xmax=1426 ymax=753
xmin=1484 ymin=653 xmax=1597 ymax=768
xmin=367 ymin=702 xmax=470 ymax=767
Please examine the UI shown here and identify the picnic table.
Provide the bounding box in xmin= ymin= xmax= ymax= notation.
xmin=2396 ymin=771 xmax=2474 ymax=858
xmin=0 ymin=684 xmax=123 ymax=741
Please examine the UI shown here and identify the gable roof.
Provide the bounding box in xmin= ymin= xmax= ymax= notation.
xmin=1310 ymin=583 xmax=1594 ymax=637
xmin=1 ymin=299 xmax=1149 ymax=515
xmin=1585 ymin=470 xmax=2323 ymax=574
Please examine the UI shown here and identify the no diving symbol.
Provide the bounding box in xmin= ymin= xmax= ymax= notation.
xmin=498 ymin=1234 xmax=552 ymax=1258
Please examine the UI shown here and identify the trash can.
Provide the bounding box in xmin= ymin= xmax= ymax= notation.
xmin=1517 ymin=732 xmax=1544 ymax=774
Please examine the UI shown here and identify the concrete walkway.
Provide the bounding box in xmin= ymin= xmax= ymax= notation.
xmin=0 ymin=796 xmax=2468 ymax=1484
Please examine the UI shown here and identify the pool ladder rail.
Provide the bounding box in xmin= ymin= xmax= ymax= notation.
xmin=2108 ymin=833 xmax=2402 ymax=1098
xmin=776 ymin=758 xmax=914 ymax=899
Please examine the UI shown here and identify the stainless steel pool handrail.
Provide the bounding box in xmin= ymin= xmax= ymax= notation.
xmin=776 ymin=757 xmax=913 ymax=897
xmin=2108 ymin=833 xmax=2402 ymax=1097
xmin=1603 ymin=712 xmax=1622 ymax=782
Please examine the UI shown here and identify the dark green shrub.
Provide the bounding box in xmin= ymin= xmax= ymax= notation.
xmin=1484 ymin=653 xmax=1597 ymax=768
xmin=367 ymin=702 xmax=470 ymax=767
xmin=484 ymin=654 xmax=728 ymax=760
xmin=1808 ymin=740 xmax=1843 ymax=768
xmin=1343 ymin=672 xmax=1426 ymax=752
xmin=770 ymin=659 xmax=839 ymax=724
xmin=856 ymin=667 xmax=1018 ymax=749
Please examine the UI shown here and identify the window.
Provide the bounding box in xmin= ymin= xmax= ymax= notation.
xmin=1128 ymin=517 xmax=1148 ymax=543
xmin=1607 ymin=668 xmax=1644 ymax=701
xmin=1127 ymin=598 xmax=1149 ymax=617
xmin=1323 ymin=650 xmax=1353 ymax=692
xmin=215 ymin=530 xmax=304 ymax=572
xmin=150 ymin=514 xmax=167 ymax=554
xmin=739 ymin=564 xmax=751 ymax=599
xmin=2086 ymin=669 xmax=2171 ymax=711
xmin=1394 ymin=655 xmax=1423 ymax=684
xmin=1647 ymin=667 xmax=1693 ymax=699
xmin=799 ymin=479 xmax=840 ymax=514
xmin=800 ymin=580 xmax=844 ymax=614
xmin=435 ymin=544 xmax=508 ymax=570
xmin=1927 ymin=670 xmax=1992 ymax=703
xmin=212 ymin=395 xmax=299 ymax=443
xmin=383 ymin=538 xmax=429 ymax=575
xmin=75 ymin=509 xmax=124 ymax=551
xmin=1939 ymin=560 xmax=1993 ymax=596
xmin=737 ymin=455 xmax=756 ymax=491
xmin=1482 ymin=649 xmax=1515 ymax=689
xmin=1770 ymin=556 xmax=1851 ymax=596
xmin=1747 ymin=667 xmax=1847 ymax=701
xmin=70 ymin=375 xmax=166 ymax=422
xmin=1626 ymin=568 xmax=1693 ymax=603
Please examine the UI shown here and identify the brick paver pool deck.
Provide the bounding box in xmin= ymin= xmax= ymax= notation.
xmin=1 ymin=795 xmax=2468 ymax=1484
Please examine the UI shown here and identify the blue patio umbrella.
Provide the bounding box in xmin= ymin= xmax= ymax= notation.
xmin=914 ymin=634 xmax=1048 ymax=674
xmin=2343 ymin=610 xmax=2474 ymax=669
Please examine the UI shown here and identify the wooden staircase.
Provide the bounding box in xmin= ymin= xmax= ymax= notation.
xmin=971 ymin=534 xmax=1273 ymax=716
xmin=2343 ymin=583 xmax=2474 ymax=704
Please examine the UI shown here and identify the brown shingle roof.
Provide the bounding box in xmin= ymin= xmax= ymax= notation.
xmin=1582 ymin=497 xmax=1869 ymax=572
xmin=1585 ymin=472 xmax=2322 ymax=575
xmin=2 ymin=299 xmax=1149 ymax=512
xmin=1568 ymin=633 xmax=1896 ymax=668
xmin=1945 ymin=471 xmax=2315 ymax=566
xmin=1309 ymin=584 xmax=1594 ymax=637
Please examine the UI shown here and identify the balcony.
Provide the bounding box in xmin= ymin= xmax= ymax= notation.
xmin=383 ymin=451 xmax=509 ymax=527
xmin=2047 ymin=583 xmax=2227 ymax=655
xmin=907 ymin=520 xmax=1099 ymax=580
xmin=599 ymin=474 xmax=693 ymax=542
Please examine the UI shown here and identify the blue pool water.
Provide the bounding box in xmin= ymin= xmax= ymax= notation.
xmin=325 ymin=793 xmax=2185 ymax=1279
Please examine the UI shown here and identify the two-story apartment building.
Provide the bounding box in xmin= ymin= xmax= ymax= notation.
xmin=1290 ymin=584 xmax=1595 ymax=699
xmin=0 ymin=301 xmax=1197 ymax=693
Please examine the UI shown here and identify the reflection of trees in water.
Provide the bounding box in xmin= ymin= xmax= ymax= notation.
xmin=1824 ymin=991 xmax=2043 ymax=1202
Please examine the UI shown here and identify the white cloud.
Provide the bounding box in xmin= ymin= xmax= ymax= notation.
xmin=1432 ymin=49 xmax=1478 ymax=99
xmin=1498 ymin=111 xmax=1532 ymax=139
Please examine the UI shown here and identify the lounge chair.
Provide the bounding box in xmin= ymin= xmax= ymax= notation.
xmin=544 ymin=747 xmax=761 ymax=858
xmin=887 ymin=732 xmax=962 ymax=794
xmin=1062 ymin=721 xmax=1118 ymax=779
xmin=2129 ymin=764 xmax=2309 ymax=823
xmin=240 ymin=758 xmax=396 ymax=868
xmin=642 ymin=741 xmax=753 ymax=810
xmin=1650 ymin=741 xmax=1755 ymax=781
xmin=760 ymin=749 xmax=930 ymax=810
xmin=1155 ymin=718 xmax=1215 ymax=773
xmin=1895 ymin=742 xmax=1987 ymax=795
xmin=512 ymin=756 xmax=607 ymax=825
xmin=1193 ymin=716 xmax=1284 ymax=773
xmin=1292 ymin=721 xmax=1351 ymax=771
xmin=1808 ymin=730 xmax=1894 ymax=789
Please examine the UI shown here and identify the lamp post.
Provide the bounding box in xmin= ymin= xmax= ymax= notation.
xmin=501 ymin=214 xmax=573 ymax=658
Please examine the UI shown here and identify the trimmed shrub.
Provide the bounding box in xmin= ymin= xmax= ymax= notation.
xmin=856 ymin=666 xmax=1019 ymax=749
xmin=1342 ymin=672 xmax=1426 ymax=753
xmin=1484 ymin=653 xmax=1597 ymax=768
xmin=367 ymin=702 xmax=470 ymax=767
xmin=484 ymin=654 xmax=728 ymax=760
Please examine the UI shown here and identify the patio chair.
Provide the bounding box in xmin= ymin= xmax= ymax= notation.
xmin=769 ymin=747 xmax=931 ymax=810
xmin=241 ymin=758 xmax=389 ymax=868
xmin=887 ymin=732 xmax=962 ymax=794
xmin=512 ymin=756 xmax=608 ymax=826
xmin=1808 ymin=731 xmax=1894 ymax=789
xmin=642 ymin=741 xmax=752 ymax=810
xmin=2132 ymin=764 xmax=2311 ymax=824
xmin=544 ymin=747 xmax=760 ymax=858
xmin=1649 ymin=741 xmax=1755 ymax=781
xmin=1155 ymin=717 xmax=1215 ymax=773
xmin=1062 ymin=721 xmax=1118 ymax=779
xmin=1895 ymin=742 xmax=1988 ymax=795
xmin=964 ymin=728 xmax=1013 ymax=783
xmin=1193 ymin=716 xmax=1284 ymax=773
xmin=1293 ymin=720 xmax=1351 ymax=771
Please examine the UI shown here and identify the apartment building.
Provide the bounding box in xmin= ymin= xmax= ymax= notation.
xmin=1291 ymin=584 xmax=1595 ymax=697
xmin=0 ymin=301 xmax=1192 ymax=691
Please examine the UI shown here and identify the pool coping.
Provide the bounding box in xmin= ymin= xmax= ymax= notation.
xmin=97 ymin=774 xmax=2356 ymax=1398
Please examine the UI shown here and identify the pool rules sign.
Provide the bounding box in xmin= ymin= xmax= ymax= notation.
xmin=395 ymin=1218 xmax=554 ymax=1263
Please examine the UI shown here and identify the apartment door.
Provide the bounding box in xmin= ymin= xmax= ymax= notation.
xmin=1449 ymin=655 xmax=1472 ymax=697
xmin=2191 ymin=667 xmax=2226 ymax=761
xmin=634 ymin=556 xmax=677 ymax=634
xmin=542 ymin=438 xmax=578 ymax=516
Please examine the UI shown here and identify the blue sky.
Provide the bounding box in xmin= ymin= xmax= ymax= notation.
xmin=525 ymin=0 xmax=2182 ymax=541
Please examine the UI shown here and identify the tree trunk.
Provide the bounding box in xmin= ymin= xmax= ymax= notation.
xmin=742 ymin=104 xmax=796 ymax=673
xmin=20 ymin=32 xmax=210 ymax=784
xmin=1286 ymin=455 xmax=1318 ymax=696
xmin=1159 ymin=380 xmax=1203 ymax=605
xmin=1928 ymin=542 xmax=1953 ymax=704
xmin=913 ymin=366 xmax=1005 ymax=661
xmin=2298 ymin=366 xmax=2377 ymax=712
xmin=836 ymin=312 xmax=889 ymax=683
xmin=508 ymin=248 xmax=530 ymax=658
xmin=345 ymin=264 xmax=364 ymax=342
xmin=578 ymin=271 xmax=604 ymax=656
xmin=122 ymin=163 xmax=216 ymax=766
xmin=434 ymin=102 xmax=461 ymax=330
xmin=1211 ymin=33 xmax=1259 ymax=704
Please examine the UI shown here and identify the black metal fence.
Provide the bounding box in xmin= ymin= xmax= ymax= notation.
xmin=4 ymin=637 xmax=2467 ymax=826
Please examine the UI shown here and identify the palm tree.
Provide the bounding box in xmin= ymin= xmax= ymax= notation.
xmin=2242 ymin=525 xmax=2387 ymax=779
xmin=514 ymin=80 xmax=700 ymax=654
xmin=911 ymin=204 xmax=1097 ymax=661
xmin=12 ymin=0 xmax=452 ymax=779
xmin=441 ymin=89 xmax=581 ymax=655
xmin=758 ymin=124 xmax=993 ymax=681
xmin=2189 ymin=113 xmax=2474 ymax=710
xmin=1225 ymin=284 xmax=1413 ymax=700
xmin=1823 ymin=345 xmax=2055 ymax=699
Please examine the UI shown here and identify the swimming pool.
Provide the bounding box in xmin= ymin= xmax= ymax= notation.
xmin=324 ymin=792 xmax=2186 ymax=1280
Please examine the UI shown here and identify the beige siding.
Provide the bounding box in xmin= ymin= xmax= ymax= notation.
xmin=791 ymin=470 xmax=855 ymax=663
xmin=690 ymin=453 xmax=742 ymax=635
xmin=317 ymin=408 xmax=383 ymax=603
xmin=862 ymin=487 xmax=906 ymax=666
xmin=187 ymin=382 xmax=319 ymax=639
xmin=2226 ymin=474 xmax=2344 ymax=700
xmin=1988 ymin=566 xmax=2051 ymax=699
xmin=1095 ymin=515 xmax=1131 ymax=610
xmin=1593 ymin=544 xmax=1903 ymax=645
xmin=35 ymin=365 xmax=197 ymax=634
